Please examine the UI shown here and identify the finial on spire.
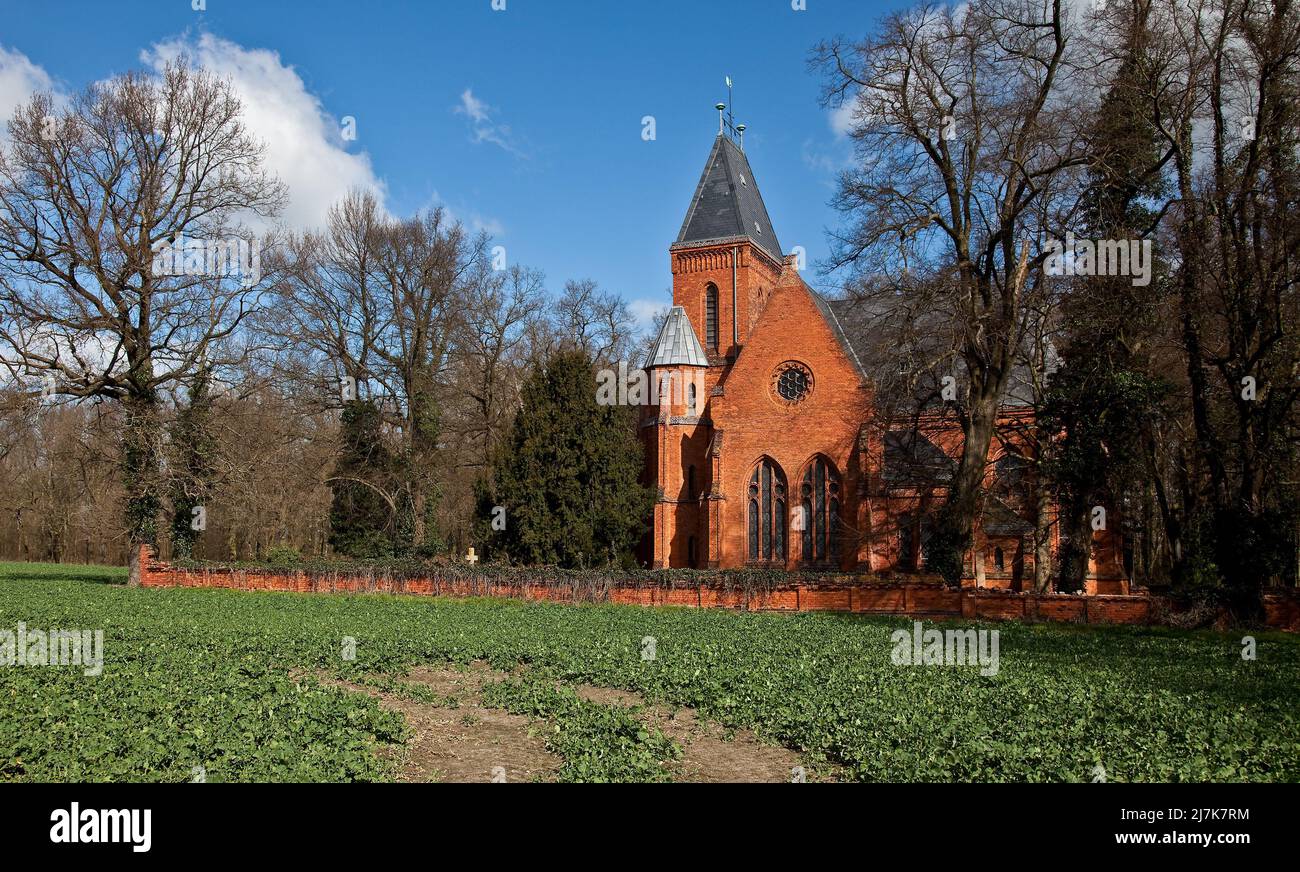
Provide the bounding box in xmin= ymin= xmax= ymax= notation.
xmin=725 ymin=75 xmax=734 ymax=134
xmin=718 ymin=78 xmax=745 ymax=146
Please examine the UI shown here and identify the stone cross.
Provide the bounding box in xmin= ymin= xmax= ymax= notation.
xmin=465 ymin=547 xmax=479 ymax=565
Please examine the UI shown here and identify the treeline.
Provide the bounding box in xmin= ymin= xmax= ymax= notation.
xmin=2 ymin=1 xmax=1297 ymax=614
xmin=0 ymin=62 xmax=653 ymax=580
xmin=816 ymin=0 xmax=1299 ymax=614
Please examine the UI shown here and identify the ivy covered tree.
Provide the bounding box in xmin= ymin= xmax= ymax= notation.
xmin=490 ymin=349 xmax=652 ymax=568
xmin=1042 ymin=9 xmax=1170 ymax=593
xmin=327 ymin=399 xmax=399 ymax=558
xmin=395 ymin=385 xmax=442 ymax=555
xmin=168 ymin=366 xmax=218 ymax=559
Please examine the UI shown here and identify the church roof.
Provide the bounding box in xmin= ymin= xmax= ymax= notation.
xmin=644 ymin=305 xmax=709 ymax=369
xmin=982 ymin=497 xmax=1035 ymax=536
xmin=883 ymin=430 xmax=956 ymax=485
xmin=823 ymin=295 xmax=1040 ymax=408
xmin=673 ymin=134 xmax=783 ymax=263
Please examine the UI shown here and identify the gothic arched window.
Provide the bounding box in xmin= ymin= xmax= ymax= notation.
xmin=687 ymin=382 xmax=697 ymax=415
xmin=800 ymin=456 xmax=841 ymax=563
xmin=705 ymin=283 xmax=719 ymax=351
xmin=747 ymin=458 xmax=787 ymax=562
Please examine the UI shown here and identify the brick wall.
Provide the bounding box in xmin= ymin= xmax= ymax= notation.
xmin=141 ymin=546 xmax=1300 ymax=630
xmin=140 ymin=547 xmax=1300 ymax=630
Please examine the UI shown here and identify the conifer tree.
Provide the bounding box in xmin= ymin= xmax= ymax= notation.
xmin=491 ymin=349 xmax=652 ymax=567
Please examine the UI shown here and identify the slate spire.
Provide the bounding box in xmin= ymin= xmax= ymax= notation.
xmin=674 ymin=134 xmax=782 ymax=263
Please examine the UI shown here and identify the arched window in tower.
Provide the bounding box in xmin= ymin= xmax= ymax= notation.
xmin=687 ymin=382 xmax=697 ymax=415
xmin=747 ymin=458 xmax=787 ymax=562
xmin=993 ymin=546 xmax=1005 ymax=572
xmin=800 ymin=456 xmax=841 ymax=563
xmin=705 ymin=283 xmax=719 ymax=351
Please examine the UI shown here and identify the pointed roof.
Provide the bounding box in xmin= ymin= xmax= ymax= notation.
xmin=883 ymin=430 xmax=956 ymax=485
xmin=674 ymin=134 xmax=782 ymax=263
xmin=644 ymin=305 xmax=709 ymax=368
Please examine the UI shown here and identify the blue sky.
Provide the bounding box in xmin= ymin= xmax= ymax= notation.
xmin=0 ymin=0 xmax=905 ymax=330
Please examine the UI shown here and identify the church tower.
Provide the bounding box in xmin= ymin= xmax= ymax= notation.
xmin=670 ymin=126 xmax=785 ymax=364
xmin=643 ymin=108 xmax=787 ymax=568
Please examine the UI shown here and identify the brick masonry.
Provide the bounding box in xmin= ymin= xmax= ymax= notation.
xmin=642 ymin=139 xmax=1130 ymax=587
xmin=137 ymin=547 xmax=1300 ymax=631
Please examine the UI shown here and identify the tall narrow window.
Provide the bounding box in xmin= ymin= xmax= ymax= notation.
xmin=687 ymin=382 xmax=697 ymax=415
xmin=705 ymin=283 xmax=719 ymax=351
xmin=747 ymin=458 xmax=787 ymax=562
xmin=993 ymin=546 xmax=1005 ymax=572
xmin=898 ymin=512 xmax=915 ymax=571
xmin=800 ymin=456 xmax=841 ymax=563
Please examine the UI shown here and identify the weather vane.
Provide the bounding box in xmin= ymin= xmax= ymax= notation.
xmin=717 ymin=76 xmax=746 ymax=148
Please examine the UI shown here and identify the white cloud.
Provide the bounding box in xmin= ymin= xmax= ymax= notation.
xmin=141 ymin=33 xmax=386 ymax=231
xmin=0 ymin=45 xmax=60 ymax=139
xmin=628 ymin=298 xmax=668 ymax=334
xmin=427 ymin=189 xmax=504 ymax=238
xmin=830 ymin=101 xmax=857 ymax=137
xmin=454 ymin=87 xmax=527 ymax=159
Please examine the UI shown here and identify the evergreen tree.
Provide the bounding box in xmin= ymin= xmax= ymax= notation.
xmin=491 ymin=349 xmax=652 ymax=567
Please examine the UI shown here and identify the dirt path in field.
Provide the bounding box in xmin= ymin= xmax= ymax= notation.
xmin=311 ymin=663 xmax=561 ymax=783
xmin=573 ymin=684 xmax=820 ymax=783
xmin=312 ymin=663 xmax=823 ymax=783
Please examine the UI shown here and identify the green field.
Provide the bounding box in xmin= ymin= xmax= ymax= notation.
xmin=1 ymin=561 xmax=1298 ymax=782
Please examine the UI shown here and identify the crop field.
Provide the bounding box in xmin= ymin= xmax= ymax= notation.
xmin=2 ymin=561 xmax=1298 ymax=782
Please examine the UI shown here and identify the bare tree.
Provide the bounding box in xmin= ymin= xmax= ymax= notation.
xmin=1137 ymin=0 xmax=1300 ymax=599
xmin=0 ymin=60 xmax=285 ymax=583
xmin=270 ymin=191 xmax=485 ymax=551
xmin=542 ymin=278 xmax=637 ymax=365
xmin=814 ymin=0 xmax=1094 ymax=581
xmin=449 ymin=263 xmax=546 ymax=472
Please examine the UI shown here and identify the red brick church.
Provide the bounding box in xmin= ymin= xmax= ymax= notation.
xmin=639 ymin=125 xmax=1128 ymax=594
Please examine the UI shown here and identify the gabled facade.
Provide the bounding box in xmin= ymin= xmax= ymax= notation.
xmin=641 ymin=130 xmax=1129 ymax=593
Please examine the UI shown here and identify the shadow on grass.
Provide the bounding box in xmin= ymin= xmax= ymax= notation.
xmin=0 ymin=564 xmax=127 ymax=586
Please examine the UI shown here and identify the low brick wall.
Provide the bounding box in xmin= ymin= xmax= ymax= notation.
xmin=1263 ymin=593 xmax=1300 ymax=632
xmin=137 ymin=547 xmax=1299 ymax=631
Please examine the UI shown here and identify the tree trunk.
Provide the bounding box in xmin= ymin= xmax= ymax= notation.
xmin=1057 ymin=492 xmax=1093 ymax=594
xmin=127 ymin=543 xmax=143 ymax=587
xmin=937 ymin=381 xmax=1002 ymax=584
xmin=121 ymin=393 xmax=163 ymax=587
xmin=1034 ymin=483 xmax=1053 ymax=593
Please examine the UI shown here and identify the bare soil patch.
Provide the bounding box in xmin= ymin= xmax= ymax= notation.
xmin=573 ymin=684 xmax=820 ymax=783
xmin=311 ymin=663 xmax=560 ymax=783
xmin=310 ymin=662 xmax=824 ymax=783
